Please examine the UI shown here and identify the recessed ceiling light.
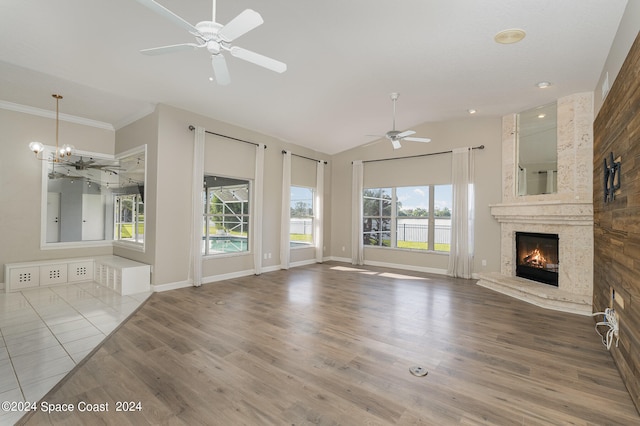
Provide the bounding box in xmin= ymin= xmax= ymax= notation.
xmin=538 ymin=113 xmax=546 ymax=118
xmin=209 ymin=76 xmax=214 ymax=81
xmin=468 ymin=109 xmax=477 ymax=114
xmin=494 ymin=29 xmax=526 ymax=44
xmin=536 ymin=81 xmax=551 ymax=88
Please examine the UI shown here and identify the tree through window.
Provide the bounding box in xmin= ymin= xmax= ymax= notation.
xmin=290 ymin=186 xmax=314 ymax=247
xmin=363 ymin=185 xmax=452 ymax=252
xmin=203 ymin=176 xmax=250 ymax=255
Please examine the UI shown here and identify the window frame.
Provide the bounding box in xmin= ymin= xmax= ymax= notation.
xmin=114 ymin=193 xmax=144 ymax=245
xmin=363 ymin=188 xmax=393 ymax=247
xmin=290 ymin=185 xmax=315 ymax=248
xmin=363 ymin=185 xmax=452 ymax=253
xmin=202 ymin=177 xmax=251 ymax=257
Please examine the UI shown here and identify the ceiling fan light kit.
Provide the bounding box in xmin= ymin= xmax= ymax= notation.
xmin=136 ymin=0 xmax=287 ymax=85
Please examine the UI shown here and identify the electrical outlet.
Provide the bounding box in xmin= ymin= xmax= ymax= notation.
xmin=611 ymin=287 xmax=625 ymax=309
xmin=481 ymin=259 xmax=487 ymax=266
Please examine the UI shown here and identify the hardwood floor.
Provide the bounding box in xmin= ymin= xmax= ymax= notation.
xmin=17 ymin=262 xmax=640 ymax=425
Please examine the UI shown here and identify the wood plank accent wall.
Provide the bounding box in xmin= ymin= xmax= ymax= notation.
xmin=593 ymin=31 xmax=640 ymax=413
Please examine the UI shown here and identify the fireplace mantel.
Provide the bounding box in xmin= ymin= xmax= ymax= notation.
xmin=490 ymin=201 xmax=593 ymax=225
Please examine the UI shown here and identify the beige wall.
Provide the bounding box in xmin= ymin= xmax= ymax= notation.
xmin=329 ymin=117 xmax=503 ymax=274
xmin=113 ymin=110 xmax=158 ymax=268
xmin=0 ymin=108 xmax=115 ymax=283
xmin=0 ymin=102 xmax=332 ymax=288
xmin=149 ymin=104 xmax=331 ymax=286
xmin=595 ymin=1 xmax=640 ymax=114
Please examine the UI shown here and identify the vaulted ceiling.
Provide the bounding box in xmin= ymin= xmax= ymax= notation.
xmin=0 ymin=0 xmax=628 ymax=154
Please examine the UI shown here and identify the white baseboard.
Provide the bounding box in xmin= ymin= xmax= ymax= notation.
xmin=325 ymin=256 xmax=351 ymax=263
xmin=289 ymin=259 xmax=318 ymax=268
xmin=152 ymin=280 xmax=193 ymax=292
xmin=259 ymin=265 xmax=281 ymax=274
xmin=202 ymin=268 xmax=258 ymax=284
xmin=362 ymin=259 xmax=448 ymax=276
xmin=151 ymin=258 xmax=461 ymax=293
xmin=153 ymin=265 xmax=284 ymax=292
xmin=323 ymin=256 xmax=449 ymax=276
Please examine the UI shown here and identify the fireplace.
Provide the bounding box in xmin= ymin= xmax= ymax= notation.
xmin=515 ymin=232 xmax=559 ymax=286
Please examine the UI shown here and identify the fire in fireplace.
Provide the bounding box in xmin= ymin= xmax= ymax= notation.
xmin=515 ymin=232 xmax=559 ymax=286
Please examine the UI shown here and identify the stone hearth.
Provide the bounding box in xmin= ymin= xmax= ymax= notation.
xmin=476 ymin=92 xmax=594 ymax=315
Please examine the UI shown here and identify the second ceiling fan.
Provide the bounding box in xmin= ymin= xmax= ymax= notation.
xmin=371 ymin=93 xmax=431 ymax=150
xmin=135 ymin=0 xmax=287 ymax=85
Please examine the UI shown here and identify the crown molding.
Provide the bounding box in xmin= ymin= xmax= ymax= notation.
xmin=0 ymin=99 xmax=115 ymax=131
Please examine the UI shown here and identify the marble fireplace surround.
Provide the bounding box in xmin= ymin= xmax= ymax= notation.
xmin=476 ymin=92 xmax=594 ymax=316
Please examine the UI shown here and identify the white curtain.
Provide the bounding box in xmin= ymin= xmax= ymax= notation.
xmin=315 ymin=161 xmax=325 ymax=263
xmin=190 ymin=127 xmax=205 ymax=287
xmin=351 ymin=160 xmax=364 ymax=265
xmin=546 ymin=170 xmax=555 ymax=193
xmin=517 ymin=166 xmax=527 ymax=196
xmin=280 ymin=151 xmax=291 ymax=269
xmin=253 ymin=144 xmax=265 ymax=274
xmin=447 ymin=147 xmax=475 ymax=279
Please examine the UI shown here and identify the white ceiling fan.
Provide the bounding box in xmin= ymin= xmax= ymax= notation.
xmin=369 ymin=93 xmax=431 ymax=150
xmin=135 ymin=0 xmax=287 ymax=85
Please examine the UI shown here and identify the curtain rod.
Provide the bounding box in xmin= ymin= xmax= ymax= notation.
xmin=188 ymin=125 xmax=266 ymax=149
xmin=282 ymin=150 xmax=328 ymax=164
xmin=357 ymin=145 xmax=485 ymax=164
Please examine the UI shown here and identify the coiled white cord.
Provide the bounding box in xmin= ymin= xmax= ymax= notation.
xmin=592 ymin=308 xmax=619 ymax=350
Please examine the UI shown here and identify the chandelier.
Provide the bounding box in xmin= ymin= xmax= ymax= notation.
xmin=28 ymin=94 xmax=74 ymax=161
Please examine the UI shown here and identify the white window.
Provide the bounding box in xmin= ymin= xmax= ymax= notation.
xmin=203 ymin=177 xmax=250 ymax=255
xmin=290 ymin=186 xmax=314 ymax=247
xmin=114 ymin=194 xmax=144 ymax=243
xmin=363 ymin=185 xmax=452 ymax=252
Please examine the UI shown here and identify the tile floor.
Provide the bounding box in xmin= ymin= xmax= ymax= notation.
xmin=0 ymin=282 xmax=150 ymax=426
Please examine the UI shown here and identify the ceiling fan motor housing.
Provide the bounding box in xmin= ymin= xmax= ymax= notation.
xmin=195 ymin=21 xmax=225 ymax=54
xmin=386 ymin=130 xmax=401 ymax=140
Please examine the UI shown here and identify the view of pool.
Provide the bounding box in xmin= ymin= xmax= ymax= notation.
xmin=207 ymin=236 xmax=248 ymax=253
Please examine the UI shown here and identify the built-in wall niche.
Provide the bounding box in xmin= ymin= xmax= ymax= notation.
xmin=40 ymin=146 xmax=146 ymax=250
xmin=517 ymin=102 xmax=557 ymax=196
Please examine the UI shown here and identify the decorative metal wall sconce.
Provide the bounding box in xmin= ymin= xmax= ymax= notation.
xmin=604 ymin=152 xmax=621 ymax=202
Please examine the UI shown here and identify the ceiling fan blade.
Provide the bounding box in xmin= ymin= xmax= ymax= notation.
xmin=211 ymin=54 xmax=231 ymax=85
xmin=397 ymin=130 xmax=415 ymax=138
xmin=135 ymin=0 xmax=200 ymax=34
xmin=218 ymin=9 xmax=264 ymax=42
xmin=229 ymin=46 xmax=287 ymax=73
xmin=391 ymin=140 xmax=402 ymax=150
xmin=140 ymin=43 xmax=201 ymax=55
xmin=403 ymin=137 xmax=432 ymax=143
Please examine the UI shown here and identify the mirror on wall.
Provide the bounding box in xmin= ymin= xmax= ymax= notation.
xmin=42 ymin=146 xmax=146 ymax=249
xmin=516 ymin=102 xmax=557 ymax=196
